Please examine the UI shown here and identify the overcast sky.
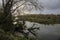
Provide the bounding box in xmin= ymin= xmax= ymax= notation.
xmin=40 ymin=0 xmax=60 ymax=14
xmin=0 ymin=0 xmax=60 ymax=14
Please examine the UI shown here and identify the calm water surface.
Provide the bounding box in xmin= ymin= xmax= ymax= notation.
xmin=25 ymin=21 xmax=60 ymax=40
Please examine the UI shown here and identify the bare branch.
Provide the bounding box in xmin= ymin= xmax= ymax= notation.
xmin=2 ymin=0 xmax=5 ymax=8
xmin=28 ymin=29 xmax=36 ymax=36
xmin=30 ymin=2 xmax=43 ymax=10
xmin=12 ymin=1 xmax=26 ymax=13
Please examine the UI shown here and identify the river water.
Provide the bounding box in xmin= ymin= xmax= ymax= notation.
xmin=25 ymin=21 xmax=60 ymax=40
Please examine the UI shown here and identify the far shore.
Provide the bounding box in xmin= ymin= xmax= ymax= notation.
xmin=16 ymin=14 xmax=60 ymax=24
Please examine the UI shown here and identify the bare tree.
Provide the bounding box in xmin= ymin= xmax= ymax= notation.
xmin=1 ymin=0 xmax=42 ymax=39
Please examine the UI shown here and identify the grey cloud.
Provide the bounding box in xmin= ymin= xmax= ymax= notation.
xmin=0 ymin=0 xmax=60 ymax=14
xmin=40 ymin=0 xmax=60 ymax=10
xmin=39 ymin=0 xmax=60 ymax=14
xmin=0 ymin=0 xmax=60 ymax=10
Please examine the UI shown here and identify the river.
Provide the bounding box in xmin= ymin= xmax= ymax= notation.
xmin=25 ymin=21 xmax=60 ymax=40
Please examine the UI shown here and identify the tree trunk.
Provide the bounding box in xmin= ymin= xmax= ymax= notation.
xmin=2 ymin=0 xmax=14 ymax=32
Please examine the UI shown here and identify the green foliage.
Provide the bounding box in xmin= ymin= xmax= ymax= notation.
xmin=0 ymin=31 xmax=36 ymax=40
xmin=18 ymin=14 xmax=60 ymax=24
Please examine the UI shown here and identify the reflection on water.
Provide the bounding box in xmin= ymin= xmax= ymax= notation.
xmin=25 ymin=21 xmax=60 ymax=40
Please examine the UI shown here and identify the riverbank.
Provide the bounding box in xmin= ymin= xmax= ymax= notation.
xmin=17 ymin=14 xmax=60 ymax=24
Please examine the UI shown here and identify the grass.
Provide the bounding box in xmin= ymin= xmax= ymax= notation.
xmin=0 ymin=29 xmax=36 ymax=40
xmin=17 ymin=14 xmax=60 ymax=24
